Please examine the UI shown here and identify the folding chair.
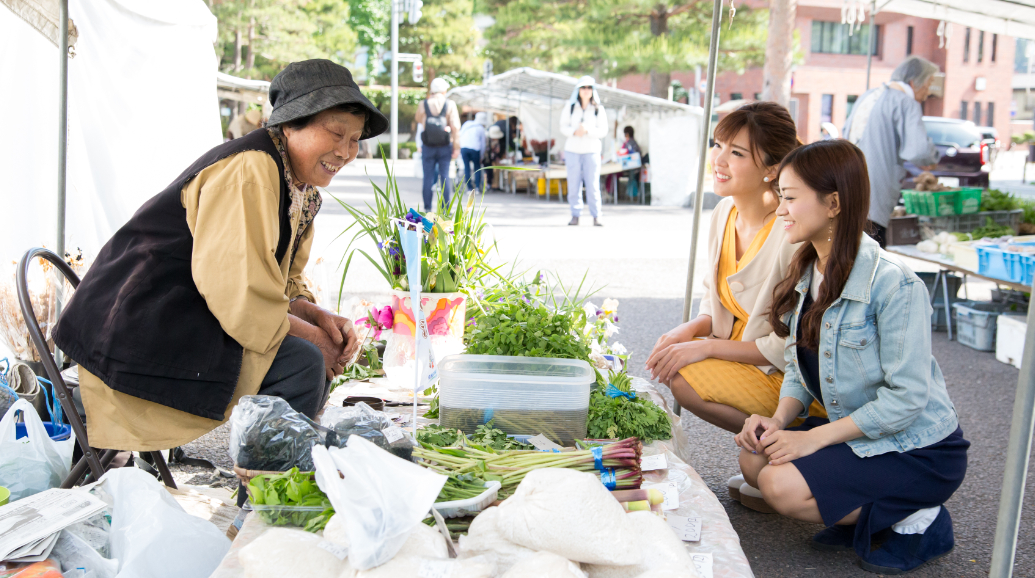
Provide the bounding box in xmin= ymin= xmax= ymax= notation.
xmin=17 ymin=247 xmax=176 ymax=489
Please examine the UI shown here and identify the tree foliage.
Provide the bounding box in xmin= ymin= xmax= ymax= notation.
xmin=483 ymin=0 xmax=767 ymax=96
xmin=398 ymin=0 xmax=481 ymax=85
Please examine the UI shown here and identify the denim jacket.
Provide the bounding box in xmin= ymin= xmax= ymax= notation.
xmin=780 ymin=235 xmax=959 ymax=458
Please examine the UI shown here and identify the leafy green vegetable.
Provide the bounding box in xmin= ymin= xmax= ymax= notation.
xmin=971 ymin=217 xmax=1015 ymax=240
xmin=981 ymin=189 xmax=1019 ymax=212
xmin=468 ymin=420 xmax=535 ymax=450
xmin=422 ymin=385 xmax=440 ymax=419
xmin=416 ymin=424 xmax=463 ymax=447
xmin=465 ymin=298 xmax=592 ymax=360
xmin=437 ymin=474 xmax=490 ymax=502
xmin=587 ymin=380 xmax=672 ymax=444
xmin=247 ymin=468 xmax=334 ymax=532
xmin=1021 ymin=199 xmax=1035 ymax=226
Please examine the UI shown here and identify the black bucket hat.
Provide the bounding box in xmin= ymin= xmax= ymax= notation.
xmin=267 ymin=59 xmax=389 ymax=140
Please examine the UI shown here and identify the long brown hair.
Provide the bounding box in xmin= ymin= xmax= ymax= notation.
xmin=768 ymin=140 xmax=871 ymax=350
xmin=714 ymin=102 xmax=803 ymax=170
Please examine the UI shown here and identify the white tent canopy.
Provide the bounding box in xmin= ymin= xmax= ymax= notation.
xmin=448 ymin=67 xmax=704 ymax=206
xmin=876 ymin=0 xmax=1035 ymax=40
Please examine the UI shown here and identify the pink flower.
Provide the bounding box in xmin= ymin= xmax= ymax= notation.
xmin=375 ymin=306 xmax=394 ymax=329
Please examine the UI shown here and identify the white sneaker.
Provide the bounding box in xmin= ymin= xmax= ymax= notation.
xmin=727 ymin=474 xmax=745 ymax=501
xmin=739 ymin=482 xmax=777 ymax=514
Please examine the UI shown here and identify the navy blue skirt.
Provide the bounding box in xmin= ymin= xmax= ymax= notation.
xmin=787 ymin=417 xmax=969 ymax=557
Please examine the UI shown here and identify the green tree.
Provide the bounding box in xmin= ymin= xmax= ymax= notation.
xmin=348 ymin=0 xmax=391 ymax=78
xmin=484 ymin=0 xmax=767 ymax=98
xmin=398 ymin=0 xmax=481 ymax=85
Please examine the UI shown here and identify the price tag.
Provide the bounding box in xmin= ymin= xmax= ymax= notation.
xmin=527 ymin=434 xmax=563 ymax=452
xmin=665 ymin=515 xmax=702 ymax=542
xmin=383 ymin=426 xmax=405 ymax=444
xmin=317 ymin=541 xmax=349 ymax=561
xmin=644 ymin=481 xmax=679 ymax=510
xmin=640 ymin=454 xmax=667 ymax=471
xmin=418 ymin=559 xmax=456 ymax=578
xmin=691 ymin=553 xmax=713 ymax=578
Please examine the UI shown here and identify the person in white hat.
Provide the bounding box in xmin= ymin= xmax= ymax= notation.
xmin=415 ymin=77 xmax=462 ymax=210
xmin=560 ymin=76 xmax=609 ymax=226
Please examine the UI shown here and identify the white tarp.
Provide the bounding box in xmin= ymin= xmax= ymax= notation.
xmin=649 ymin=115 xmax=703 ymax=207
xmin=877 ymin=0 xmax=1035 ymax=40
xmin=0 ymin=0 xmax=221 ymax=260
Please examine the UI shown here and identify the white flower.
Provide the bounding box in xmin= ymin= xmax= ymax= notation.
xmin=583 ymin=301 xmax=598 ymax=320
xmin=603 ymin=319 xmax=619 ymax=338
xmin=610 ymin=342 xmax=628 ymax=355
xmin=590 ymin=340 xmax=604 ymax=355
xmin=589 ymin=352 xmax=609 ymax=369
xmin=602 ymin=298 xmax=619 ymax=314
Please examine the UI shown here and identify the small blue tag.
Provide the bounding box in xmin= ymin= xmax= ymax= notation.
xmin=600 ymin=467 xmax=617 ymax=490
xmin=484 ymin=408 xmax=494 ymax=422
xmin=591 ymin=446 xmax=603 ymax=470
xmin=606 ymin=384 xmax=637 ymax=400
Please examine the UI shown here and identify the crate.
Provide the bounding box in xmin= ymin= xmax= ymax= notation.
xmin=977 ymin=244 xmax=1026 ymax=283
xmin=902 ymin=189 xmax=958 ymax=217
xmin=955 ymin=188 xmax=983 ymax=214
xmin=537 ymin=177 xmax=567 ymax=196
xmin=920 ymin=210 xmax=1023 ymax=235
xmin=887 ymin=216 xmax=921 ymax=245
xmin=995 ymin=314 xmax=1027 ymax=369
xmin=916 ymin=272 xmax=963 ymax=332
xmin=953 ymin=301 xmax=1009 ymax=351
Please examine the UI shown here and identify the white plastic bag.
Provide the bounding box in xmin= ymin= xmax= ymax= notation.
xmin=239 ymin=528 xmax=353 ymax=578
xmin=584 ymin=511 xmax=697 ymax=578
xmin=500 ymin=552 xmax=587 ymax=578
xmin=312 ymin=437 xmax=446 ymax=570
xmin=92 ymin=468 xmax=230 ymax=578
xmin=51 ymin=529 xmax=119 ymax=578
xmin=0 ymin=398 xmax=75 ymax=500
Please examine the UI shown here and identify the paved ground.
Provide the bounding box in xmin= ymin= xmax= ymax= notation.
xmin=174 ymin=162 xmax=1035 ymax=577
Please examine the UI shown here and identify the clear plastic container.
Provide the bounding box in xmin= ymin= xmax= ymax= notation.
xmin=437 ymin=354 xmax=594 ymax=445
xmin=249 ymin=503 xmax=332 ymax=528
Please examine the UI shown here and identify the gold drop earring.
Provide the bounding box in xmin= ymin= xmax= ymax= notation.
xmin=828 ymin=219 xmax=834 ymax=242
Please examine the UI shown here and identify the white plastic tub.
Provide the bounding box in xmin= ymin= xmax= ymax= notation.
xmin=953 ymin=301 xmax=1006 ymax=352
xmin=432 ymin=480 xmax=501 ymax=518
xmin=996 ymin=314 xmax=1027 ymax=369
xmin=437 ymin=354 xmax=594 ymax=445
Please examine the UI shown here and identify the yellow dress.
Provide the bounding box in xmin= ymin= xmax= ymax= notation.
xmin=678 ymin=208 xmax=827 ymax=420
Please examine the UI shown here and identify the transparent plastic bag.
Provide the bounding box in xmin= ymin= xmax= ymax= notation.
xmin=228 ymin=395 xmax=322 ymax=471
xmin=320 ymin=403 xmax=416 ymax=461
xmin=312 ymin=437 xmax=446 ymax=570
xmin=0 ymin=398 xmax=75 ymax=500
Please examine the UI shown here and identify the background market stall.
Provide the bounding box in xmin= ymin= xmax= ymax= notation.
xmin=448 ymin=67 xmax=704 ymax=207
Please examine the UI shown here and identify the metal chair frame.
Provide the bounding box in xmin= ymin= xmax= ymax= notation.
xmin=16 ymin=247 xmax=176 ymax=489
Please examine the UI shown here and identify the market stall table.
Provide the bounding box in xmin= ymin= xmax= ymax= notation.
xmin=497 ymin=161 xmax=632 ymax=204
xmin=209 ymin=377 xmax=754 ymax=578
xmin=887 ymin=244 xmax=1031 ymax=341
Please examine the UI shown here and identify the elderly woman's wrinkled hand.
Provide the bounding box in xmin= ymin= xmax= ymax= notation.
xmin=310 ymin=309 xmax=359 ymax=370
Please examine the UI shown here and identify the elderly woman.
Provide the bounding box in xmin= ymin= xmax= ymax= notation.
xmin=843 ymin=56 xmax=940 ymax=247
xmin=53 ymin=60 xmax=387 ymax=451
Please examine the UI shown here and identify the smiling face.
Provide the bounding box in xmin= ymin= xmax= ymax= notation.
xmin=709 ymin=126 xmax=776 ymax=199
xmin=282 ymin=109 xmax=366 ymax=187
xmin=775 ymin=166 xmax=840 ymax=245
xmin=578 ymin=85 xmax=594 ymax=105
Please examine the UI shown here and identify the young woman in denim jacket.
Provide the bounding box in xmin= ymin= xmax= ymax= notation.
xmin=735 ymin=140 xmax=969 ymax=574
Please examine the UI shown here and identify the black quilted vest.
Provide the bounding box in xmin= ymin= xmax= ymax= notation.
xmin=54 ymin=129 xmax=292 ymax=420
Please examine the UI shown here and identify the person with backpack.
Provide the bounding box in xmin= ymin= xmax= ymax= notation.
xmin=560 ymin=76 xmax=609 ymax=226
xmin=415 ymin=77 xmax=462 ymax=210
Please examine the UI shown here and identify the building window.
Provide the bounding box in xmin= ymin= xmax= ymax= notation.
xmin=978 ymin=31 xmax=985 ymax=63
xmin=974 ymin=102 xmax=982 ymax=125
xmin=960 ymin=101 xmax=968 ymax=120
xmin=754 ymin=93 xmax=762 ymax=100
xmin=731 ymin=92 xmax=743 ymax=101
xmin=987 ymin=102 xmax=995 ymax=126
xmin=821 ymin=94 xmax=834 ymax=124
xmin=1019 ymin=39 xmax=1033 ymax=73
xmin=964 ymin=27 xmax=971 ymax=62
xmin=906 ymin=26 xmax=914 ymax=56
xmin=846 ymin=95 xmax=858 ymax=117
xmin=811 ymin=21 xmax=880 ymax=55
xmin=992 ymin=34 xmax=998 ymax=62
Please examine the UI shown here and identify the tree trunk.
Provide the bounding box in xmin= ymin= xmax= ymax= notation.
xmin=761 ymin=0 xmax=796 ymax=107
xmin=648 ymin=6 xmax=670 ymax=99
xmin=234 ymin=27 xmax=242 ymax=72
xmin=246 ymin=18 xmax=256 ymax=74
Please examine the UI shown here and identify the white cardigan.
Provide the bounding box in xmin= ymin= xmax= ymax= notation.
xmin=698 ymin=197 xmax=801 ymax=373
xmin=560 ymin=101 xmax=609 ymax=155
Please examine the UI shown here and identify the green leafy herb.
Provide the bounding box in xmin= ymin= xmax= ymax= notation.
xmin=247 ymin=468 xmax=334 ymax=532
xmin=437 ymin=473 xmax=490 ymax=502
xmin=468 ymin=420 xmax=535 ymax=450
xmin=587 ymin=384 xmax=671 ymax=444
xmin=416 ymin=424 xmax=463 ymax=447
xmin=981 ymin=189 xmax=1019 ymax=212
xmin=971 ymin=217 xmax=1015 ymax=240
xmin=422 ymin=385 xmax=440 ymax=419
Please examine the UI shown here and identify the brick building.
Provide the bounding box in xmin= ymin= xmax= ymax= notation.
xmin=617 ymin=0 xmax=1015 ymax=144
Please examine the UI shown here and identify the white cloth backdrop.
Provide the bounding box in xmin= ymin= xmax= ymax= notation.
xmin=648 ymin=114 xmax=702 ymax=207
xmin=0 ymin=0 xmax=221 ymax=260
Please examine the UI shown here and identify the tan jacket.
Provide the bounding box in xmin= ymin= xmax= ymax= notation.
xmin=698 ymin=197 xmax=800 ymax=373
xmin=414 ymin=93 xmax=462 ymax=154
xmin=79 ymin=151 xmax=315 ymax=451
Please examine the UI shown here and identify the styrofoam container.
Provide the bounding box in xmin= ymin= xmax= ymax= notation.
xmin=996 ymin=314 xmax=1027 ymax=369
xmin=432 ymin=480 xmax=502 ymax=518
xmin=438 ymin=354 xmax=594 ymax=445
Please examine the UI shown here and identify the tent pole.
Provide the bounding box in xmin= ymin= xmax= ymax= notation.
xmin=865 ymin=1 xmax=876 ymax=91
xmin=57 ymin=0 xmax=68 ymax=259
xmin=989 ymin=279 xmax=1035 ymax=578
xmin=682 ymin=0 xmax=723 ymax=323
xmin=547 ymin=84 xmax=553 ymax=202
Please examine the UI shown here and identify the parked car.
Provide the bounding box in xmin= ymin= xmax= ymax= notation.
xmin=902 ymin=117 xmax=990 ymax=189
xmin=976 ymin=125 xmax=1000 ymax=165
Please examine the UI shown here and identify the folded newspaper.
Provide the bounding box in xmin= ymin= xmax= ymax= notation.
xmin=0 ymin=489 xmax=108 ymax=562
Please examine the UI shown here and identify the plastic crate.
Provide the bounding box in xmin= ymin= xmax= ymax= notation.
xmin=919 ymin=210 xmax=1023 ymax=235
xmin=953 ymin=301 xmax=1009 ymax=351
xmin=916 ymin=272 xmax=963 ymax=332
xmin=902 ymin=189 xmax=958 ymax=217
xmin=977 ymin=244 xmax=1027 ymax=283
xmin=954 ymin=188 xmax=983 ymax=215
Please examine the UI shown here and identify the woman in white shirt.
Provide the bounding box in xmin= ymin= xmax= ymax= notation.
xmin=560 ymin=76 xmax=609 ymax=227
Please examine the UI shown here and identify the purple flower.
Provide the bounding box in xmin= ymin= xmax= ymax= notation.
xmin=388 ymin=247 xmax=400 ymax=257
xmin=404 ymin=212 xmax=423 ymax=225
xmin=596 ymin=309 xmax=604 ymax=316
xmin=614 ymin=315 xmax=619 ymax=323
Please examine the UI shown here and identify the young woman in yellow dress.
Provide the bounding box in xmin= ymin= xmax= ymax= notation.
xmin=646 ymin=102 xmax=826 ymax=511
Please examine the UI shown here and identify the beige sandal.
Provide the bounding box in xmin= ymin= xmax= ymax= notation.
xmin=737 ymin=482 xmax=777 ymax=514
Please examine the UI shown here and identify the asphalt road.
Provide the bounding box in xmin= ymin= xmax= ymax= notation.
xmin=176 ymin=164 xmax=1035 ymax=577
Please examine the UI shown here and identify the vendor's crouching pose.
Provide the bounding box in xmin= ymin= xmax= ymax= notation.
xmin=736 ymin=139 xmax=968 ymax=574
xmin=53 ymin=60 xmax=386 ymax=457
